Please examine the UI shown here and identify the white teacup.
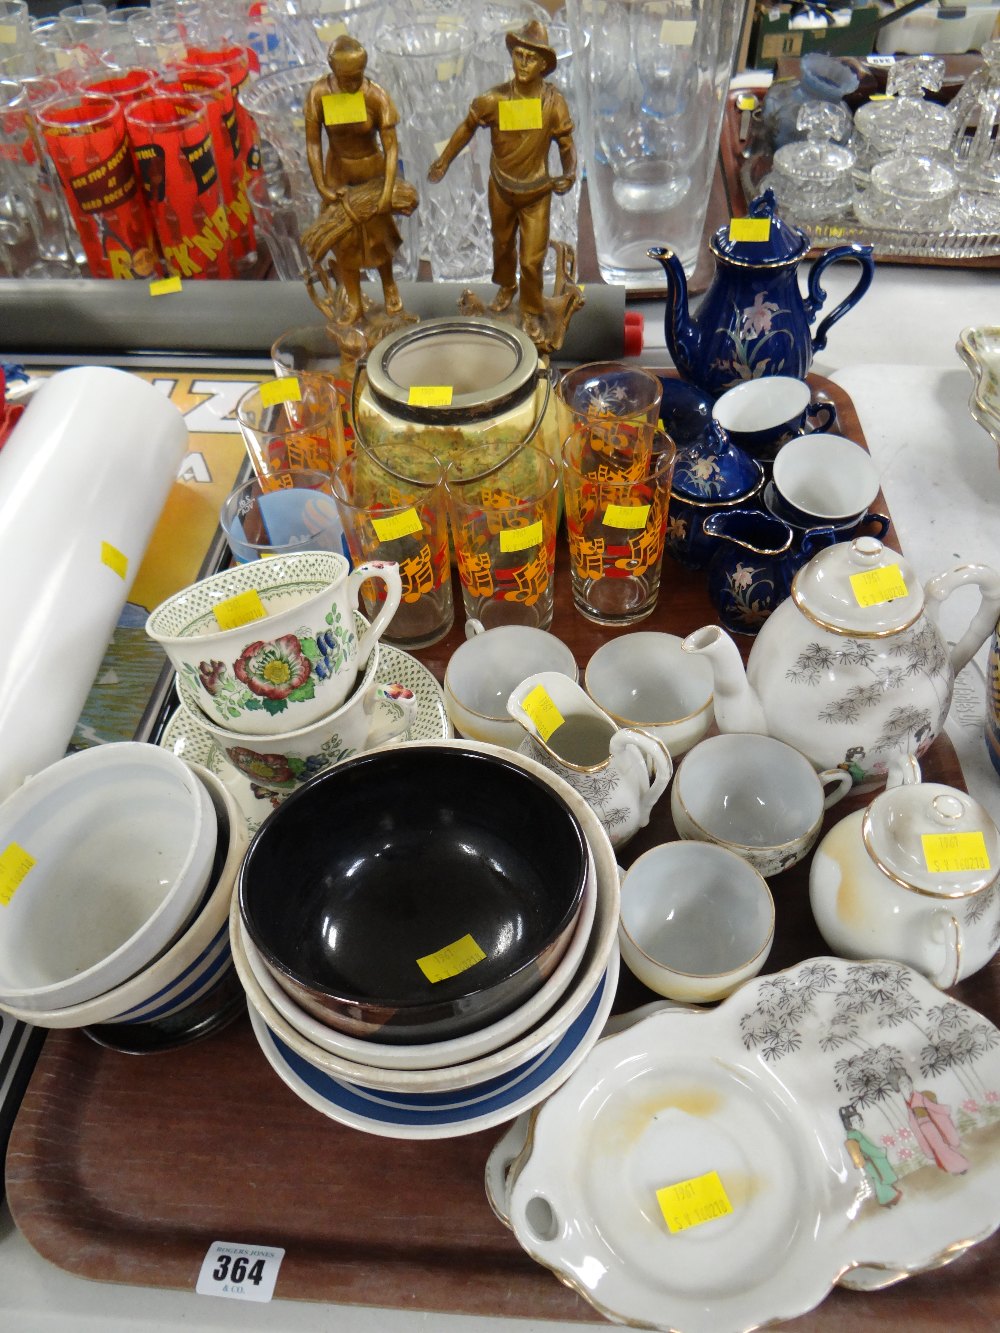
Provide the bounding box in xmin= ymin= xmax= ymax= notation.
xmin=584 ymin=632 xmax=714 ymax=759
xmin=618 ymin=841 xmax=775 ymax=1003
xmin=444 ymin=621 xmax=578 ymax=749
xmin=670 ymin=733 xmax=852 ymax=877
xmin=175 ymin=631 xmax=417 ymax=793
xmin=770 ymin=432 xmax=880 ymax=526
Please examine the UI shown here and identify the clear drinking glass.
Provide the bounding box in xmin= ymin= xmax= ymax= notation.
xmin=566 ymin=0 xmax=743 ymax=284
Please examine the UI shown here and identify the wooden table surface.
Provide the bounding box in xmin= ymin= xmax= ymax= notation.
xmin=6 ymin=375 xmax=1000 ymax=1329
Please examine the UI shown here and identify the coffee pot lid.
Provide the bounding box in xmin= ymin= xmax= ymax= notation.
xmin=790 ymin=536 xmax=925 ymax=634
xmin=864 ymin=781 xmax=1000 ymax=897
xmin=710 ymin=188 xmax=808 ymax=267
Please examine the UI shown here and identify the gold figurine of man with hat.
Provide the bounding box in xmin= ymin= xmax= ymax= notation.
xmin=428 ymin=19 xmax=582 ymax=351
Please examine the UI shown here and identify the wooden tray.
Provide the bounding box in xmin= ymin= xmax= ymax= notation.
xmin=7 ymin=377 xmax=1000 ymax=1327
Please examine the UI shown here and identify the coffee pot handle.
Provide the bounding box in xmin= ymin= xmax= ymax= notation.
xmin=804 ymin=243 xmax=875 ymax=353
xmin=924 ymin=562 xmax=1000 ymax=674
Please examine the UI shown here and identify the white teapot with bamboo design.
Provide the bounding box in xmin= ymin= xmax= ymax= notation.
xmin=683 ymin=537 xmax=1000 ymax=791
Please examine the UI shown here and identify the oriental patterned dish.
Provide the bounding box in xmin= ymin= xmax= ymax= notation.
xmin=504 ymin=957 xmax=1000 ymax=1333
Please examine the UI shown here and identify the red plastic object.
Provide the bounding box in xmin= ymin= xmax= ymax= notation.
xmin=0 ymin=368 xmax=25 ymax=450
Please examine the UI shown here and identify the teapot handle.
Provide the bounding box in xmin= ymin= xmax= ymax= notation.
xmin=927 ymin=910 xmax=963 ymax=991
xmin=610 ymin=728 xmax=673 ymax=828
xmin=804 ymin=243 xmax=876 ymax=353
xmin=924 ymin=563 xmax=1000 ymax=675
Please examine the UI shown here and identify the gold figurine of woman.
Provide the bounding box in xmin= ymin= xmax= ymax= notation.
xmin=428 ymin=20 xmax=577 ymax=343
xmin=302 ymin=36 xmax=417 ymax=330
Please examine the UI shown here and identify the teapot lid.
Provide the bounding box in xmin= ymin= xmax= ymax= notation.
xmin=710 ymin=189 xmax=808 ymax=267
xmin=864 ymin=782 xmax=1000 ymax=897
xmin=790 ymin=536 xmax=925 ymax=634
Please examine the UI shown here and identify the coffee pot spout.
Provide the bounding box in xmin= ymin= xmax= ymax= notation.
xmin=647 ymin=244 xmax=700 ymax=383
xmin=681 ymin=625 xmax=769 ymax=735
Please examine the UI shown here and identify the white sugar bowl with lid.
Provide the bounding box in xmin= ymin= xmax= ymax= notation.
xmin=810 ymin=754 xmax=1000 ymax=988
xmin=684 ymin=537 xmax=1000 ymax=791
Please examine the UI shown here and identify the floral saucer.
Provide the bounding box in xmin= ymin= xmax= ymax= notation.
xmin=506 ymin=957 xmax=1000 ymax=1333
xmin=160 ymin=643 xmax=451 ymax=834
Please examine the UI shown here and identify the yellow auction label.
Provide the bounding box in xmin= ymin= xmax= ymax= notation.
xmin=499 ymin=98 xmax=542 ymax=132
xmin=521 ymin=683 xmax=564 ymax=742
xmin=604 ymin=503 xmax=650 ymax=530
xmin=149 ymin=275 xmax=182 ymax=296
xmin=436 ymin=58 xmax=460 ymax=81
xmin=499 ymin=521 xmax=543 ymax=552
xmin=260 ymin=377 xmax=302 ymax=407
xmin=922 ymin=831 xmax=991 ymax=875
xmin=850 ymin=564 xmax=908 ymax=607
xmin=323 ymin=90 xmax=366 ymax=125
xmin=213 ymin=588 xmax=268 ymax=631
xmin=660 ymin=18 xmax=696 ymax=44
xmin=656 ymin=1171 xmax=733 ymax=1234
xmin=0 ymin=842 xmax=36 ymax=907
xmin=408 ymin=384 xmax=453 ymax=407
xmin=728 ymin=217 xmax=771 ymax=243
xmin=0 ymin=25 xmax=18 ymax=43
xmin=101 ymin=541 xmax=129 ymax=581
xmin=372 ymin=508 xmax=424 ymax=541
xmin=417 ymin=932 xmax=487 ymax=983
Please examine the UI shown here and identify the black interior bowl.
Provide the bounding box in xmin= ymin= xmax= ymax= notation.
xmin=237 ymin=746 xmax=589 ymax=1044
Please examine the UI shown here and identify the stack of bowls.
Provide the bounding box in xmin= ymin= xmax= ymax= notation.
xmin=146 ymin=551 xmax=414 ymax=797
xmin=0 ymin=744 xmax=250 ymax=1050
xmin=229 ymin=741 xmax=622 ymax=1139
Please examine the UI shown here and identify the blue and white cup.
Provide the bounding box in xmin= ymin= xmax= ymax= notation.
xmin=711 ymin=375 xmax=837 ymax=463
xmin=769 ymin=432 xmax=882 ymax=529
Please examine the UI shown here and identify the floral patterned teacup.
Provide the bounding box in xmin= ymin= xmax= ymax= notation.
xmin=146 ymin=551 xmax=402 ymax=736
xmin=174 ymin=623 xmax=418 ymax=793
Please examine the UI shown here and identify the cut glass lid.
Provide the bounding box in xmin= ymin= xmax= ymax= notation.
xmin=790 ymin=536 xmax=925 ymax=633
xmin=773 ymin=102 xmax=854 ymax=185
xmin=863 ymin=782 xmax=1000 ymax=897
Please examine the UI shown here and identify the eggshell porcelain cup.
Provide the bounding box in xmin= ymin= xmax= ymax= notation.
xmin=711 ymin=374 xmax=837 ymax=461
xmin=670 ymin=732 xmax=852 ymax=877
xmin=770 ymin=432 xmax=881 ymax=527
xmin=584 ymin=631 xmax=714 ymax=759
xmin=618 ymin=841 xmax=775 ymax=1003
xmin=146 ymin=551 xmax=402 ymax=736
xmin=443 ymin=621 xmax=578 ymax=749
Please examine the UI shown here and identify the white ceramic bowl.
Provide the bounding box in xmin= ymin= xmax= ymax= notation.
xmin=0 ymin=764 xmax=248 ymax=1029
xmin=0 ymin=743 xmax=218 ymax=1013
xmin=229 ymin=739 xmax=620 ymax=1094
xmin=444 ymin=624 xmax=578 ymax=749
xmin=239 ymin=845 xmax=597 ymax=1069
xmin=618 ymin=841 xmax=774 ymax=1004
xmin=584 ymin=631 xmax=714 ymax=758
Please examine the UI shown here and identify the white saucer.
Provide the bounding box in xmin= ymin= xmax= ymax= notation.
xmin=160 ymin=643 xmax=452 ymax=833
